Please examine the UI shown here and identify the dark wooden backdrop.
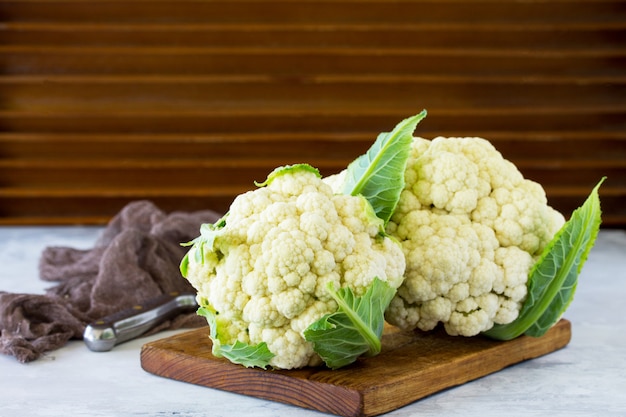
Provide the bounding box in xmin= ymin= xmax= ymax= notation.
xmin=1 ymin=0 xmax=624 ymax=226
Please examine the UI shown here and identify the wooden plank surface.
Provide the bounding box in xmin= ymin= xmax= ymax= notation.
xmin=1 ymin=0 xmax=624 ymax=225
xmin=140 ymin=319 xmax=572 ymax=417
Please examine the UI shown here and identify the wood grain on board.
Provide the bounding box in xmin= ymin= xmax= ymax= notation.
xmin=141 ymin=319 xmax=572 ymax=417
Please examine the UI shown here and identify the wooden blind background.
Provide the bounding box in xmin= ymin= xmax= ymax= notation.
xmin=0 ymin=0 xmax=624 ymax=226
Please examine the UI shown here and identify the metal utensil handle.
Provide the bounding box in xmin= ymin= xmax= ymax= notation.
xmin=83 ymin=292 xmax=198 ymax=352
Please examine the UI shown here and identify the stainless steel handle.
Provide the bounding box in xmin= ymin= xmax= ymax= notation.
xmin=83 ymin=292 xmax=198 ymax=352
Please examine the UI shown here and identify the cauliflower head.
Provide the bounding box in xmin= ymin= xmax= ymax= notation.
xmin=183 ymin=164 xmax=405 ymax=369
xmin=384 ymin=137 xmax=565 ymax=336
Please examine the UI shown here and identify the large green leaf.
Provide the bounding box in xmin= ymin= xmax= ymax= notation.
xmin=341 ymin=110 xmax=427 ymax=224
xmin=303 ymin=277 xmax=396 ymax=369
xmin=484 ymin=177 xmax=605 ymax=340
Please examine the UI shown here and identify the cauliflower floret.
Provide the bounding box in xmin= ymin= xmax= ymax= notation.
xmin=412 ymin=146 xmax=485 ymax=214
xmin=385 ymin=137 xmax=565 ymax=337
xmin=184 ymin=164 xmax=405 ymax=369
xmin=251 ymin=325 xmax=321 ymax=369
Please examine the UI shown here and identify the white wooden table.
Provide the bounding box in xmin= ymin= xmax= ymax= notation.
xmin=1 ymin=226 xmax=625 ymax=417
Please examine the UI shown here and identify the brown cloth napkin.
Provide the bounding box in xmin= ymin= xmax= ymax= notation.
xmin=0 ymin=200 xmax=220 ymax=363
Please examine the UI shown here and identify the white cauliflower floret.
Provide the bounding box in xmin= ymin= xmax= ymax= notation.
xmin=184 ymin=164 xmax=405 ymax=369
xmin=384 ymin=137 xmax=565 ymax=336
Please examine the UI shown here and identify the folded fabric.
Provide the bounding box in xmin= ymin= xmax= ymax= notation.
xmin=0 ymin=200 xmax=220 ymax=363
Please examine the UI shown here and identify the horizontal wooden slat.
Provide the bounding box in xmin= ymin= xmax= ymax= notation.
xmin=1 ymin=0 xmax=624 ymax=25
xmin=1 ymin=75 xmax=625 ymax=112
xmin=1 ymin=131 xmax=625 ymax=161
xmin=0 ymin=192 xmax=243 ymax=225
xmin=2 ymin=46 xmax=624 ymax=76
xmin=0 ymin=132 xmax=373 ymax=160
xmin=2 ymin=108 xmax=625 ymax=134
xmin=2 ymin=22 xmax=625 ymax=49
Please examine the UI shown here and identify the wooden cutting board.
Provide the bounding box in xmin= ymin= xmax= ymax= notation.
xmin=141 ymin=319 xmax=571 ymax=417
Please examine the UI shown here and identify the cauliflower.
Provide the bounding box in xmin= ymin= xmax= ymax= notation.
xmin=326 ymin=112 xmax=601 ymax=341
xmin=181 ymin=164 xmax=405 ymax=369
xmin=383 ymin=137 xmax=566 ymax=336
